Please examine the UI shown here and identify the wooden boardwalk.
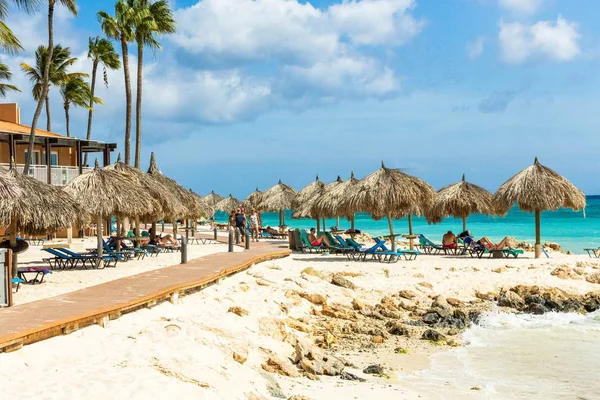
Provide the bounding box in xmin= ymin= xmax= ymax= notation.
xmin=0 ymin=238 xmax=290 ymax=353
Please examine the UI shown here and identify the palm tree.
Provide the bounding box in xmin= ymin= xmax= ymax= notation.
xmin=20 ymin=44 xmax=84 ymax=131
xmin=0 ymin=62 xmax=20 ymax=97
xmin=130 ymin=0 xmax=175 ymax=168
xmin=60 ymin=76 xmax=101 ymax=137
xmin=98 ymin=0 xmax=146 ymax=165
xmin=23 ymin=0 xmax=78 ymax=174
xmin=0 ymin=0 xmax=41 ymax=53
xmin=83 ymin=36 xmax=120 ymax=165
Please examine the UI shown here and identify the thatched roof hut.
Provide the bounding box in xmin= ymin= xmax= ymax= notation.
xmin=242 ymin=187 xmax=262 ymax=210
xmin=493 ymin=157 xmax=585 ymax=258
xmin=64 ymin=160 xmax=158 ymax=257
xmin=146 ymin=153 xmax=201 ymax=219
xmin=104 ymin=154 xmax=187 ymax=221
xmin=0 ymin=167 xmax=86 ymax=235
xmin=347 ymin=162 xmax=435 ymax=248
xmin=291 ymin=176 xmax=325 ymax=220
xmin=189 ymin=189 xmax=213 ymax=218
xmin=426 ymin=174 xmax=497 ymax=231
xmin=256 ymin=180 xmax=296 ymax=227
xmin=0 ymin=170 xmax=21 ymax=202
xmin=214 ymin=194 xmax=241 ymax=213
xmin=314 ymin=172 xmax=359 ymax=220
xmin=204 ymin=190 xmax=224 ymax=208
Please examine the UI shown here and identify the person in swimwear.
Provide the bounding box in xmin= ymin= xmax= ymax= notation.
xmin=308 ymin=228 xmax=333 ymax=247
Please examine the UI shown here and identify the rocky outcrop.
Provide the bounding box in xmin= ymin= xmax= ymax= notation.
xmin=294 ymin=340 xmax=345 ymax=376
xmin=495 ymin=286 xmax=600 ymax=314
xmin=331 ymin=274 xmax=356 ymax=290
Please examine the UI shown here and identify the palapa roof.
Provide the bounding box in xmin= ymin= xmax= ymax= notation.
xmin=493 ymin=157 xmax=586 ymax=215
xmin=292 ymin=176 xmax=325 ymax=219
xmin=242 ymin=187 xmax=262 ymax=210
xmin=104 ymin=154 xmax=187 ymax=220
xmin=346 ymin=162 xmax=435 ymax=220
xmin=314 ymin=172 xmax=359 ymax=219
xmin=64 ymin=160 xmax=158 ymax=219
xmin=426 ymin=174 xmax=497 ymax=224
xmin=214 ymin=194 xmax=241 ymax=212
xmin=204 ymin=190 xmax=224 ymax=208
xmin=146 ymin=153 xmax=203 ymax=219
xmin=0 ymin=167 xmax=86 ymax=234
xmin=0 ymin=169 xmax=22 ymax=201
xmin=189 ymin=189 xmax=213 ymax=218
xmin=256 ymin=179 xmax=296 ymax=212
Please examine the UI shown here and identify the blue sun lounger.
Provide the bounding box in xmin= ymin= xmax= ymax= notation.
xmin=373 ymin=237 xmax=419 ymax=261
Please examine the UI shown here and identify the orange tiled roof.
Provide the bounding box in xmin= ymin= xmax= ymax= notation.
xmin=0 ymin=120 xmax=70 ymax=138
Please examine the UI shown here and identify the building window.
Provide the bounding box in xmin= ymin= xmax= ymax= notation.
xmin=43 ymin=151 xmax=58 ymax=166
xmin=24 ymin=150 xmax=41 ymax=165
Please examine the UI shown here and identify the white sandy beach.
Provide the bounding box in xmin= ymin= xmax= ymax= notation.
xmin=2 ymin=236 xmax=600 ymax=400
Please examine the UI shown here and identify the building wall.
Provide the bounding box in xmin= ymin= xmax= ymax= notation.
xmin=0 ymin=103 xmax=20 ymax=124
xmin=0 ymin=142 xmax=77 ymax=166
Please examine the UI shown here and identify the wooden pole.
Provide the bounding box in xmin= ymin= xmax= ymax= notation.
xmin=322 ymin=217 xmax=326 ymax=232
xmin=96 ymin=215 xmax=103 ymax=268
xmin=9 ymin=218 xmax=17 ymax=279
xmin=408 ymin=214 xmax=414 ymax=250
xmin=351 ymin=215 xmax=355 ymax=231
xmin=462 ymin=216 xmax=466 ymax=233
xmin=535 ymin=210 xmax=541 ymax=258
xmin=316 ymin=218 xmax=320 ymax=233
xmin=387 ymin=214 xmax=396 ymax=252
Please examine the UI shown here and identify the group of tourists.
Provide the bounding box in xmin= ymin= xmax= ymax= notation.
xmin=228 ymin=207 xmax=262 ymax=242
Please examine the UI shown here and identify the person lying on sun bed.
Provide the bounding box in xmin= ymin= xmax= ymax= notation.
xmin=442 ymin=230 xmax=457 ymax=249
xmin=477 ymin=236 xmax=512 ymax=250
xmin=150 ymin=234 xmax=180 ymax=247
xmin=308 ymin=228 xmax=334 ymax=247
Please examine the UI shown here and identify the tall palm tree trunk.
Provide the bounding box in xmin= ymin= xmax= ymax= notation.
xmin=121 ymin=35 xmax=132 ymax=165
xmin=24 ymin=2 xmax=55 ymax=173
xmin=83 ymin=60 xmax=98 ymax=166
xmin=45 ymin=95 xmax=51 ymax=131
xmin=64 ymin=103 xmax=70 ymax=137
xmin=134 ymin=43 xmax=143 ymax=168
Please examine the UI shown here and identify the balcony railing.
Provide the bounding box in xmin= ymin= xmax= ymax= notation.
xmin=0 ymin=163 xmax=92 ymax=186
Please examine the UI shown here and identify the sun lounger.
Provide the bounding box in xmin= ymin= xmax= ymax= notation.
xmin=334 ymin=235 xmax=357 ymax=252
xmin=142 ymin=244 xmax=163 ymax=257
xmin=43 ymin=248 xmax=117 ymax=269
xmin=297 ymin=230 xmax=324 ymax=253
xmin=417 ymin=235 xmax=445 ymax=254
xmin=17 ymin=267 xmax=52 ymax=284
xmin=373 ymin=237 xmax=419 ymax=261
xmin=585 ymin=248 xmax=600 ymax=258
xmin=23 ymin=237 xmax=45 ymax=246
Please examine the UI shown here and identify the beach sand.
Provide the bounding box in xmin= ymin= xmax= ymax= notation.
xmin=2 ymin=239 xmax=600 ymax=399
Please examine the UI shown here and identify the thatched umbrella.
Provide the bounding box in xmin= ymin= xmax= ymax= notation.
xmin=242 ymin=187 xmax=262 ymax=210
xmin=256 ymin=179 xmax=296 ymax=228
xmin=189 ymin=189 xmax=212 ymax=218
xmin=204 ymin=190 xmax=224 ymax=208
xmin=426 ymin=174 xmax=497 ymax=232
xmin=0 ymin=166 xmax=86 ymax=277
xmin=347 ymin=162 xmax=435 ymax=250
xmin=105 ymin=154 xmax=188 ymax=239
xmin=493 ymin=157 xmax=585 ymax=258
xmin=146 ymin=153 xmax=201 ymax=234
xmin=214 ymin=194 xmax=241 ymax=213
xmin=64 ymin=160 xmax=158 ymax=260
xmin=317 ymin=176 xmax=344 ymax=230
xmin=292 ymin=176 xmax=325 ymax=231
xmin=314 ymin=172 xmax=360 ymax=230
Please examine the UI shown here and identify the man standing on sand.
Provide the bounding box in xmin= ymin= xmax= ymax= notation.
xmin=235 ymin=208 xmax=246 ymax=242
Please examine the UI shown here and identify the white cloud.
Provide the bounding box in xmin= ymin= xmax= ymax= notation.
xmin=466 ymin=36 xmax=485 ymax=60
xmin=328 ymin=0 xmax=424 ymax=46
xmin=499 ymin=16 xmax=581 ymax=64
xmin=498 ymin=0 xmax=543 ymax=16
xmin=171 ymin=0 xmax=423 ymax=63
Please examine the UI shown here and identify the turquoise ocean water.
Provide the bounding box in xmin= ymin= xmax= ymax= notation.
xmin=216 ymin=195 xmax=600 ymax=254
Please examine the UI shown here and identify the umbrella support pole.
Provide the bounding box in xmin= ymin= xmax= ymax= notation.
xmin=316 ymin=218 xmax=320 ymax=233
xmin=10 ymin=218 xmax=17 ymax=279
xmin=322 ymin=218 xmax=326 ymax=233
xmin=387 ymin=215 xmax=396 ymax=252
xmin=407 ymin=214 xmax=414 ymax=250
xmin=462 ymin=217 xmax=467 ymax=233
xmin=535 ymin=210 xmax=541 ymax=259
xmin=350 ymin=215 xmax=356 ymax=238
xmin=96 ymin=215 xmax=103 ymax=268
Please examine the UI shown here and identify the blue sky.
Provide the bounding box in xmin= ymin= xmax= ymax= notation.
xmin=3 ymin=0 xmax=600 ymax=198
